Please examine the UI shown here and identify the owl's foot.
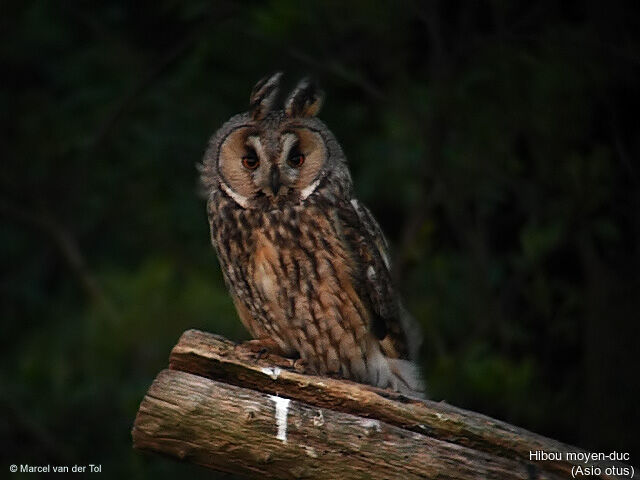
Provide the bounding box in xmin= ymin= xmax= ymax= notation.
xmin=236 ymin=338 xmax=290 ymax=361
xmin=292 ymin=357 xmax=307 ymax=373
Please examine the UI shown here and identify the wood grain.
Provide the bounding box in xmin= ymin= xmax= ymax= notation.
xmin=133 ymin=369 xmax=565 ymax=480
xmin=131 ymin=329 xmax=630 ymax=479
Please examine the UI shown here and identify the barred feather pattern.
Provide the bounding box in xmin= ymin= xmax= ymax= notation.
xmin=202 ymin=74 xmax=424 ymax=397
xmin=207 ymin=181 xmax=424 ymax=396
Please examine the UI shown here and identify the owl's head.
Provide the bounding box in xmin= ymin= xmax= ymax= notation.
xmin=200 ymin=73 xmax=351 ymax=209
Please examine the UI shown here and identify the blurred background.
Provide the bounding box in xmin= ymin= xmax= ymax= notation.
xmin=2 ymin=1 xmax=639 ymax=477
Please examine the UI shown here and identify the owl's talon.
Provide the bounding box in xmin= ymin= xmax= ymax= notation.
xmin=236 ymin=338 xmax=288 ymax=361
xmin=293 ymin=358 xmax=308 ymax=373
xmin=256 ymin=347 xmax=269 ymax=361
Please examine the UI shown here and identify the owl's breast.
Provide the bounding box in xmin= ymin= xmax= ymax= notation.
xmin=239 ymin=205 xmax=373 ymax=379
xmin=251 ymin=229 xmax=283 ymax=309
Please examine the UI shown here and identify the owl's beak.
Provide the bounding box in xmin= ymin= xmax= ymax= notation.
xmin=269 ymin=167 xmax=281 ymax=196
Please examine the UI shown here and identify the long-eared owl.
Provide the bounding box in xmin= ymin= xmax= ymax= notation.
xmin=200 ymin=73 xmax=424 ymax=397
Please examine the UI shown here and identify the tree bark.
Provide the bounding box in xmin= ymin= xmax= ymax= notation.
xmin=132 ymin=329 xmax=630 ymax=479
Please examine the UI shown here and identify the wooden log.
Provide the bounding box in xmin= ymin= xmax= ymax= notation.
xmin=132 ymin=329 xmax=631 ymax=479
xmin=133 ymin=369 xmax=565 ymax=480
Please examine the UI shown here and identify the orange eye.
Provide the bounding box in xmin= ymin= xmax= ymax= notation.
xmin=242 ymin=154 xmax=259 ymax=170
xmin=288 ymin=152 xmax=305 ymax=168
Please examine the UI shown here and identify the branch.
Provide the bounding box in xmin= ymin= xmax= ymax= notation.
xmin=0 ymin=198 xmax=114 ymax=314
xmin=87 ymin=3 xmax=236 ymax=150
xmin=286 ymin=47 xmax=385 ymax=100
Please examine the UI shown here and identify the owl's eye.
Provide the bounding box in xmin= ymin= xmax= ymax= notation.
xmin=242 ymin=151 xmax=259 ymax=170
xmin=288 ymin=150 xmax=305 ymax=168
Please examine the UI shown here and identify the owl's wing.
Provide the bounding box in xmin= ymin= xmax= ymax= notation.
xmin=338 ymin=199 xmax=415 ymax=359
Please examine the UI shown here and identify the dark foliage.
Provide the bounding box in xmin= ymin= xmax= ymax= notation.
xmin=2 ymin=1 xmax=639 ymax=476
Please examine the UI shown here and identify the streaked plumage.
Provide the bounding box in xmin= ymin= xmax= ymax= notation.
xmin=200 ymin=73 xmax=424 ymax=396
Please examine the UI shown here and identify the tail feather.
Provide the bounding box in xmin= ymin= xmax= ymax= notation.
xmin=387 ymin=358 xmax=426 ymax=398
xmin=367 ymin=347 xmax=426 ymax=398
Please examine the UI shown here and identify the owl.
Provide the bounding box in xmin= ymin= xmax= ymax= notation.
xmin=200 ymin=73 xmax=424 ymax=397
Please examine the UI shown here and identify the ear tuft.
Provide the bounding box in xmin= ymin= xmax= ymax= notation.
xmin=249 ymin=72 xmax=283 ymax=120
xmin=285 ymin=77 xmax=323 ymax=118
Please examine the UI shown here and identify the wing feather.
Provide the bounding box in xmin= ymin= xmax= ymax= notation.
xmin=337 ymin=199 xmax=414 ymax=359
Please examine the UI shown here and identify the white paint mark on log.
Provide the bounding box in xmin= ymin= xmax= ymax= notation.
xmin=360 ymin=418 xmax=382 ymax=433
xmin=312 ymin=410 xmax=325 ymax=427
xmin=261 ymin=366 xmax=282 ymax=379
xmin=268 ymin=395 xmax=290 ymax=442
